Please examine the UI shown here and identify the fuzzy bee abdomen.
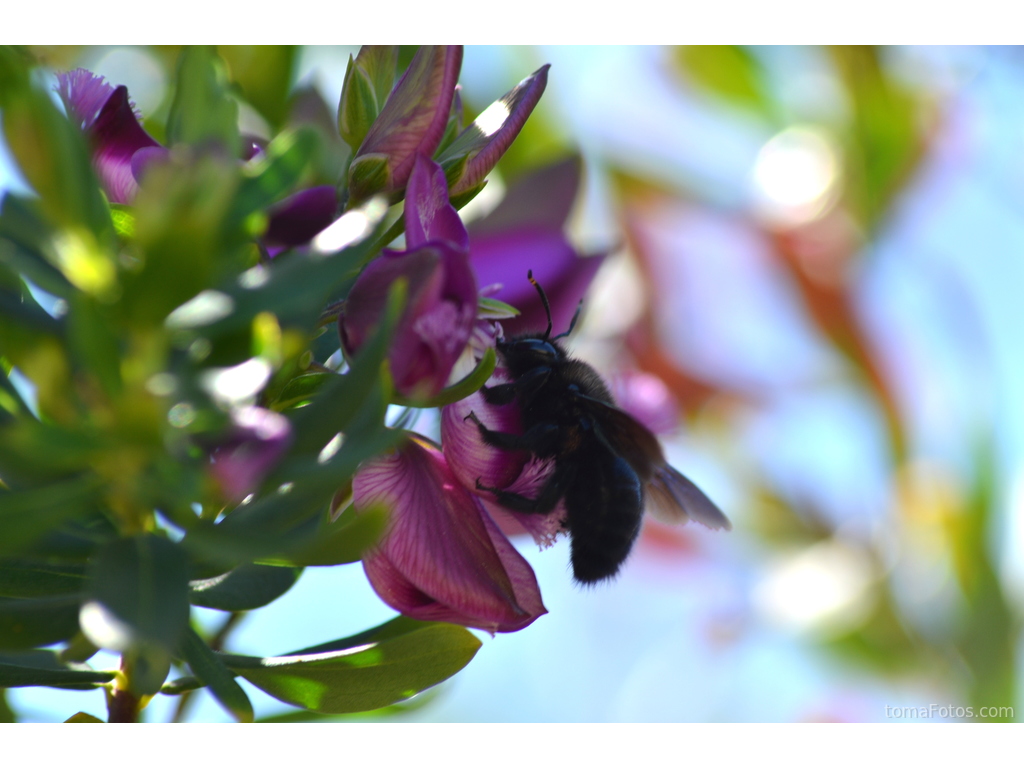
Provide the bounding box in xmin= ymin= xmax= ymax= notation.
xmin=565 ymin=449 xmax=644 ymax=583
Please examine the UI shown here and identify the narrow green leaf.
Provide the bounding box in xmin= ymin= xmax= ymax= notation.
xmin=179 ymin=627 xmax=254 ymax=722
xmin=83 ymin=535 xmax=190 ymax=653
xmin=189 ymin=564 xmax=302 ymax=611
xmin=0 ymin=661 xmax=113 ymax=689
xmin=222 ymin=618 xmax=481 ymax=714
xmin=0 ymin=559 xmax=86 ymax=598
xmin=270 ymin=371 xmax=333 ymax=411
xmin=167 ymin=46 xmax=240 ymax=154
xmin=160 ymin=675 xmax=202 ymax=695
xmin=0 ymin=596 xmax=82 ymax=650
xmin=392 ymin=347 xmax=496 ymax=409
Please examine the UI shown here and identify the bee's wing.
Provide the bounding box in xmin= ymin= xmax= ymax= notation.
xmin=577 ymin=393 xmax=666 ymax=476
xmin=646 ymin=465 xmax=732 ymax=531
xmin=580 ymin=392 xmax=731 ymax=531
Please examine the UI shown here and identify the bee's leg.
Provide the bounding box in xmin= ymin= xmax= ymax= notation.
xmin=481 ymin=366 xmax=551 ymax=405
xmin=476 ymin=467 xmax=569 ymax=515
xmin=464 ymin=413 xmax=558 ymax=454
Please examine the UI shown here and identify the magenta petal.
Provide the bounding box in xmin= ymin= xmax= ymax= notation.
xmin=442 ymin=386 xmax=565 ymax=548
xmin=445 ymin=65 xmax=550 ymax=195
xmin=88 ymin=85 xmax=163 ymax=203
xmin=470 ymin=228 xmax=605 ymax=336
xmin=355 ymin=438 xmax=546 ymax=633
xmin=356 ymin=45 xmax=463 ymax=195
xmin=469 ymin=156 xmax=580 ymax=236
xmin=404 ymin=154 xmax=469 ymax=251
xmin=264 ymin=185 xmax=338 ymax=248
xmin=209 ymin=406 xmax=293 ymax=502
xmin=55 ymin=69 xmax=116 ymax=131
xmin=342 ymin=241 xmax=477 ymax=399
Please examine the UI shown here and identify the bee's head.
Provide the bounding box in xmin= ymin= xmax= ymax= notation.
xmin=496 ymin=334 xmax=563 ymax=374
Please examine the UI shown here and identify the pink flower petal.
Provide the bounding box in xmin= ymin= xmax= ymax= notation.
xmin=355 ymin=438 xmax=546 ymax=633
xmin=405 ymin=154 xmax=469 ymax=251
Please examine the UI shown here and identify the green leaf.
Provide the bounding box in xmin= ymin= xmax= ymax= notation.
xmin=0 ymin=475 xmax=103 ymax=558
xmin=178 ymin=626 xmax=254 ymax=722
xmin=270 ymin=371 xmax=333 ymax=411
xmin=0 ymin=559 xmax=86 ymax=598
xmin=478 ymin=296 xmax=520 ymax=319
xmin=222 ymin=617 xmax=481 ymax=714
xmin=189 ymin=564 xmax=302 ymax=611
xmin=0 ymin=659 xmax=113 ymax=689
xmin=287 ymin=278 xmax=402 ymax=457
xmin=182 ymin=198 xmax=383 ymax=338
xmin=66 ymin=294 xmax=122 ymax=398
xmin=167 ymin=46 xmax=240 ymax=155
xmin=268 ymin=504 xmax=387 ymax=567
xmin=83 ymin=535 xmax=190 ymax=653
xmin=0 ymin=195 xmax=77 ymax=300
xmin=218 ymin=45 xmax=297 ymax=130
xmin=0 ymin=596 xmax=82 ymax=650
xmin=392 ymin=347 xmax=496 ymax=409
xmin=230 ymin=128 xmax=320 ymax=222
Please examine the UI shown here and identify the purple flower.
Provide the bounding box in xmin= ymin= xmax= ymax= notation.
xmin=348 ymin=46 xmax=463 ymax=203
xmin=340 ymin=155 xmax=477 ymax=399
xmin=353 ymin=435 xmax=546 ymax=633
xmin=467 ymin=157 xmax=604 ymax=337
xmin=440 ymin=374 xmax=567 ymax=548
xmin=55 ymin=68 xmax=162 ymax=204
xmin=56 ymin=68 xmax=336 ymax=248
xmin=209 ymin=406 xmax=293 ymax=503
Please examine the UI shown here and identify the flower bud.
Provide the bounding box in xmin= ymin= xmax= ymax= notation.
xmin=338 ymin=46 xmax=399 ymax=151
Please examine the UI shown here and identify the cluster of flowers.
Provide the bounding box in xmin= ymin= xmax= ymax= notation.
xmin=57 ymin=46 xmax=609 ymax=634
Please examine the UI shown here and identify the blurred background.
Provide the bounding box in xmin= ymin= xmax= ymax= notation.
xmin=3 ymin=45 xmax=1023 ymax=722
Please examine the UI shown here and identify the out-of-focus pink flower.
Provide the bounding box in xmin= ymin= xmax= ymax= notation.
xmin=348 ymin=46 xmax=462 ymax=203
xmin=56 ymin=68 xmax=336 ymax=248
xmin=209 ymin=406 xmax=292 ymax=503
xmin=612 ymin=370 xmax=681 ymax=435
xmin=467 ymin=156 xmax=604 ymax=336
xmin=340 ymin=155 xmax=477 ymax=400
xmin=353 ymin=435 xmax=546 ymax=633
xmin=440 ymin=374 xmax=566 ymax=548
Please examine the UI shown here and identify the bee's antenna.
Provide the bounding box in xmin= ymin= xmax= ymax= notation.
xmin=528 ymin=269 xmax=553 ymax=340
xmin=551 ymin=300 xmax=583 ymax=341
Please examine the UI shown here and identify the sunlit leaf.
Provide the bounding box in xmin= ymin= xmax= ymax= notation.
xmin=178 ymin=626 xmax=254 ymax=722
xmin=221 ymin=617 xmax=481 ymax=714
xmin=269 ymin=504 xmax=388 ymax=567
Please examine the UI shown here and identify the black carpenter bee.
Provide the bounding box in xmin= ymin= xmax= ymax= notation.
xmin=465 ymin=271 xmax=731 ymax=584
